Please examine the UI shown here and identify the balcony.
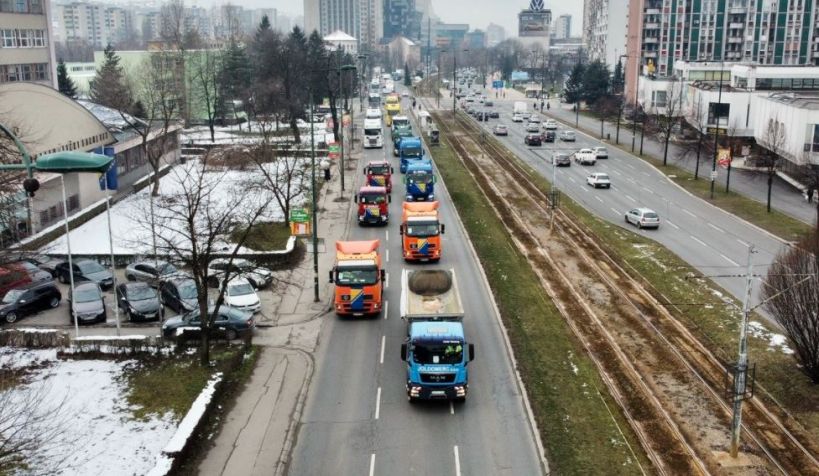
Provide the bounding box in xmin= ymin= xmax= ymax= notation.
xmin=729 ymin=22 xmax=744 ymax=29
xmin=643 ymin=51 xmax=658 ymax=58
xmin=728 ymin=37 xmax=743 ymax=43
xmin=729 ymin=6 xmax=747 ymax=14
xmin=645 ymin=8 xmax=660 ymax=14
xmin=813 ymin=51 xmax=819 ymax=58
xmin=643 ymin=37 xmax=659 ymax=43
xmin=644 ymin=22 xmax=660 ymax=29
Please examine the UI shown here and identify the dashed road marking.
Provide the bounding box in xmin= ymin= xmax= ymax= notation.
xmin=386 ymin=230 xmax=389 ymax=241
xmin=375 ymin=387 xmax=382 ymax=420
xmin=595 ymin=196 xmax=604 ymax=203
xmin=384 ymin=300 xmax=389 ymax=319
xmin=665 ymin=220 xmax=680 ymax=230
xmin=682 ymin=209 xmax=697 ymax=218
xmin=611 ymin=207 xmax=620 ymax=215
xmin=708 ymin=223 xmax=725 ymax=233
xmin=369 ymin=453 xmax=376 ymax=476
xmin=454 ymin=446 xmax=461 ymax=476
xmin=690 ymin=235 xmax=708 ymax=247
xmin=625 ymin=194 xmax=636 ymax=202
xmin=450 ymin=401 xmax=455 ymax=415
xmin=721 ymin=254 xmax=740 ymax=267
xmin=380 ymin=335 xmax=385 ymax=364
xmin=736 ymin=238 xmax=750 ymax=247
xmin=386 ymin=249 xmax=390 ymax=262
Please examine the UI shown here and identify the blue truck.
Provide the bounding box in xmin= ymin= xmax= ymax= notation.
xmin=404 ymin=159 xmax=435 ymax=202
xmin=400 ymin=269 xmax=474 ymax=402
xmin=399 ymin=137 xmax=424 ymax=173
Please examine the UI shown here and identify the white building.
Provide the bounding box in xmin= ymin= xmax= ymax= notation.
xmin=0 ymin=0 xmax=57 ymax=88
xmin=553 ymin=14 xmax=570 ymax=40
xmin=53 ymin=2 xmax=134 ymax=48
xmin=582 ymin=0 xmax=626 ymax=68
xmin=324 ymin=30 xmax=357 ymax=55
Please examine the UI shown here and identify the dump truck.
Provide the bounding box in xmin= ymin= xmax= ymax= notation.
xmin=400 ymin=269 xmax=474 ymax=402
xmin=330 ymin=240 xmax=386 ymax=317
xmin=364 ymin=160 xmax=393 ymax=193
xmin=355 ymin=185 xmax=390 ymax=225
xmin=400 ymin=201 xmax=444 ymax=262
xmin=403 ymin=159 xmax=435 ymax=201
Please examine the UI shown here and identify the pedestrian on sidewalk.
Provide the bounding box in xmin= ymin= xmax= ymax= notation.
xmin=320 ymin=158 xmax=331 ymax=181
xmin=540 ymin=100 xmax=544 ymax=111
xmin=808 ymin=186 xmax=815 ymax=204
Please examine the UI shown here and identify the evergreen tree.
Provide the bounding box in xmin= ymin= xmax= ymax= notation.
xmin=564 ymin=62 xmax=585 ymax=104
xmin=258 ymin=14 xmax=271 ymax=33
xmin=88 ymin=44 xmax=130 ymax=109
xmin=56 ymin=59 xmax=77 ymax=99
xmin=580 ymin=60 xmax=611 ymax=105
xmin=306 ymin=30 xmax=328 ymax=102
xmin=612 ymin=58 xmax=625 ymax=94
xmin=403 ymin=62 xmax=411 ymax=86
xmin=218 ymin=41 xmax=251 ymax=121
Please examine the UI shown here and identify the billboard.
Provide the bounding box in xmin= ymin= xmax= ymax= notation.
xmin=519 ymin=12 xmax=549 ymax=37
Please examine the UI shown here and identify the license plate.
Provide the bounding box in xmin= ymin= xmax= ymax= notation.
xmin=431 ymin=390 xmax=446 ymax=396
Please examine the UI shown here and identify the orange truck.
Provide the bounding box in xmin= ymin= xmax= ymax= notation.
xmin=330 ymin=240 xmax=386 ymax=316
xmin=399 ymin=202 xmax=445 ymax=262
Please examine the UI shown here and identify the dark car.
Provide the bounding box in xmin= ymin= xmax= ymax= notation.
xmin=125 ymin=260 xmax=186 ymax=287
xmin=524 ymin=133 xmax=542 ymax=146
xmin=0 ymin=281 xmax=61 ymax=324
xmin=68 ymin=282 xmax=106 ymax=325
xmin=541 ymin=130 xmax=556 ymax=142
xmin=159 ymin=278 xmax=199 ymax=314
xmin=19 ymin=255 xmax=61 ymax=278
xmin=552 ymin=152 xmax=572 ymax=166
xmin=116 ymin=282 xmax=162 ymax=322
xmin=55 ymin=259 xmax=114 ymax=290
xmin=161 ymin=306 xmax=255 ymax=341
xmin=0 ymin=262 xmax=51 ymax=298
xmin=489 ymin=110 xmax=500 ymax=118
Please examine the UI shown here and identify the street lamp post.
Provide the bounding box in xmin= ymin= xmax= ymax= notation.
xmin=452 ymin=51 xmax=457 ymax=116
xmin=710 ymin=62 xmax=725 ymax=200
xmin=308 ymin=92 xmax=320 ymax=302
xmin=438 ymin=49 xmax=446 ymax=109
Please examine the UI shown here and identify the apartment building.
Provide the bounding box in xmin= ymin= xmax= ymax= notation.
xmin=582 ymin=0 xmax=627 ymax=68
xmin=304 ymin=0 xmax=383 ymax=50
xmin=54 ymin=2 xmax=133 ymax=47
xmin=0 ymin=0 xmax=56 ymax=87
xmin=553 ymin=14 xmax=571 ymax=40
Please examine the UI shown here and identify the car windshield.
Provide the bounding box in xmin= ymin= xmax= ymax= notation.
xmin=128 ymin=286 xmax=156 ymax=301
xmin=406 ymin=221 xmax=439 ymax=237
xmin=77 ymin=261 xmax=105 ymax=274
xmin=365 ymin=128 xmax=381 ymax=136
xmin=644 ymin=212 xmax=659 ymax=219
xmin=496 ymin=126 xmax=506 ymax=131
xmin=228 ymin=282 xmax=255 ymax=296
xmin=407 ymin=171 xmax=432 ymax=183
xmin=2 ymin=289 xmax=24 ymax=304
xmin=597 ymin=174 xmax=610 ymax=180
xmin=360 ymin=193 xmax=386 ymax=204
xmin=598 ymin=148 xmax=608 ymax=154
xmin=177 ymin=281 xmax=197 ymax=299
xmin=335 ymin=266 xmax=379 ymax=286
xmin=394 ymin=120 xmax=409 ymax=128
xmin=368 ymin=165 xmax=390 ymax=175
xmin=158 ymin=263 xmax=178 ymax=275
xmin=402 ymin=146 xmax=422 ymax=157
xmin=412 ymin=341 xmax=464 ymax=364
xmin=74 ymin=287 xmax=100 ymax=303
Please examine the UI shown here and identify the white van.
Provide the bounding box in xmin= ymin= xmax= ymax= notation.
xmin=363 ymin=118 xmax=383 ymax=148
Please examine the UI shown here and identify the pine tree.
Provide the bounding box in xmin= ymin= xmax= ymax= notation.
xmin=403 ymin=63 xmax=411 ymax=86
xmin=88 ymin=44 xmax=130 ymax=110
xmin=612 ymin=58 xmax=625 ymax=94
xmin=581 ymin=60 xmax=611 ymax=105
xmin=564 ymin=62 xmax=585 ymax=104
xmin=258 ymin=14 xmax=271 ymax=33
xmin=56 ymin=59 xmax=77 ymax=99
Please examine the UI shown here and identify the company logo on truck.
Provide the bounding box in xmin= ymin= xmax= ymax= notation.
xmin=348 ymin=288 xmax=365 ymax=310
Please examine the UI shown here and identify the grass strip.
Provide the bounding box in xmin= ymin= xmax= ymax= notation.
xmin=232 ymin=221 xmax=292 ymax=251
xmin=431 ymin=136 xmax=648 ymax=474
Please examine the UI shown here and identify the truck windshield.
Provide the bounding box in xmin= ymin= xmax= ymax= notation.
xmin=364 ymin=128 xmax=381 ymax=136
xmin=413 ymin=341 xmax=463 ymax=364
xmin=360 ymin=193 xmax=386 ymax=204
xmin=368 ymin=165 xmax=390 ymax=175
xmin=336 ymin=266 xmax=379 ymax=286
xmin=406 ymin=221 xmax=439 ymax=237
xmin=407 ymin=171 xmax=431 ymax=183
xmin=388 ymin=109 xmax=398 ymax=116
xmin=402 ymin=146 xmax=422 ymax=158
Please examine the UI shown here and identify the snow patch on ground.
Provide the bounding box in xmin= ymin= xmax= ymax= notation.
xmin=0 ymin=347 xmax=57 ymax=369
xmin=748 ymin=321 xmax=795 ymax=355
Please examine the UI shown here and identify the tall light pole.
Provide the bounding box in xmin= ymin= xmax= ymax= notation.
xmin=357 ymin=54 xmax=368 ymax=112
xmin=438 ymin=48 xmax=447 ymax=109
xmin=452 ymin=50 xmax=457 ymax=116
xmin=710 ymin=61 xmax=725 ymax=200
xmin=309 ymin=91 xmax=320 ymax=302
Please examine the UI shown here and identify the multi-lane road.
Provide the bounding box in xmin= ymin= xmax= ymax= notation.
xmin=467 ymin=91 xmax=787 ymax=311
xmin=287 ymin=94 xmax=545 ymax=475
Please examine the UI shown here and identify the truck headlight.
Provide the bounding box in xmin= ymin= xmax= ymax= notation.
xmin=410 ymin=386 xmax=421 ymax=397
xmin=454 ymin=386 xmax=466 ymax=397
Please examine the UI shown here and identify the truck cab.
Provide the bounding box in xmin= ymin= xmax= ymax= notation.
xmin=330 ymin=240 xmax=386 ymax=317
xmin=403 ymin=159 xmax=435 ymax=201
xmin=363 ymin=118 xmax=383 ymax=149
xmin=392 ymin=125 xmax=413 ymax=156
xmin=355 ymin=185 xmax=390 ymax=225
xmin=400 ymin=269 xmax=474 ymax=402
xmin=399 ymin=137 xmax=424 ymax=173
xmin=384 ymin=95 xmax=401 ymax=126
xmin=364 ymin=160 xmax=393 ymax=193
xmin=400 ymin=202 xmax=444 ymax=262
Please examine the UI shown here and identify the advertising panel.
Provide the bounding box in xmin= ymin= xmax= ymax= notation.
xmin=519 ymin=12 xmax=549 ymax=37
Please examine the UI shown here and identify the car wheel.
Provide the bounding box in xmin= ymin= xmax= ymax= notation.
xmin=208 ymin=277 xmax=220 ymax=288
xmin=126 ymin=274 xmax=136 ymax=281
xmin=48 ymin=296 xmax=59 ymax=308
xmin=625 ymin=215 xmax=630 ymax=224
xmin=5 ymin=312 xmax=18 ymax=324
xmin=637 ymin=222 xmax=643 ymax=229
xmin=226 ymin=328 xmax=238 ymax=341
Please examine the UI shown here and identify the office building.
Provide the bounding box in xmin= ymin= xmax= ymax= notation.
xmin=384 ymin=0 xmax=421 ymax=42
xmin=303 ymin=0 xmax=382 ymax=50
xmin=0 ymin=0 xmax=57 ymax=87
xmin=553 ymin=14 xmax=570 ymax=40
xmin=486 ymin=23 xmax=505 ymax=46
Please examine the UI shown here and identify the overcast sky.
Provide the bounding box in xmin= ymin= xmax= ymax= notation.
xmin=243 ymin=0 xmax=583 ymax=39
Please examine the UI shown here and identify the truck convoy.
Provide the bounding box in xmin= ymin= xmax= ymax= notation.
xmin=404 ymin=159 xmax=435 ymax=201
xmin=331 ymin=240 xmax=386 ymax=317
xmin=363 ymin=118 xmax=383 ymax=149
xmin=355 ymin=185 xmax=390 ymax=225
xmin=399 ymin=137 xmax=424 ymax=173
xmin=384 ymin=94 xmax=401 ymax=126
xmin=400 ymin=269 xmax=474 ymax=402
xmin=392 ymin=124 xmax=413 ymax=156
xmin=364 ymin=160 xmax=393 ymax=193
xmin=400 ymin=202 xmax=444 ymax=262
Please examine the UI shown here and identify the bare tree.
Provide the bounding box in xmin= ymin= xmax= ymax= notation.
xmin=250 ymin=147 xmax=308 ymax=229
xmin=189 ymin=49 xmax=221 ymax=143
xmin=758 ymin=117 xmax=787 ymax=213
xmin=763 ymin=230 xmax=819 ymax=382
xmin=159 ymin=0 xmax=186 ymax=47
xmin=649 ymin=78 xmax=684 ymax=166
xmin=679 ymin=92 xmax=712 ymax=180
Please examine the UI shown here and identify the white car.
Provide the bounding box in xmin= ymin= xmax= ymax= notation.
xmin=587 ymin=173 xmax=611 ymax=188
xmin=625 ymin=208 xmax=661 ymax=229
xmin=528 ymin=114 xmax=541 ymax=124
xmin=223 ymin=277 xmax=261 ymax=314
xmin=559 ymin=130 xmax=576 ymax=141
xmin=512 ymin=113 xmax=525 ymax=123
xmin=526 ymin=122 xmax=541 ymax=133
xmin=574 ymin=148 xmax=597 ymax=165
xmin=593 ymin=146 xmax=609 ymax=159
xmin=365 ymin=108 xmax=382 ymax=120
xmin=543 ymin=120 xmax=558 ymax=130
xmin=208 ymin=258 xmax=273 ymax=289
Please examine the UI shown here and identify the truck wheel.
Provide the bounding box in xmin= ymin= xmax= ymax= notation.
xmin=408 ymin=395 xmax=417 ymax=404
xmin=455 ymin=397 xmax=466 ymax=403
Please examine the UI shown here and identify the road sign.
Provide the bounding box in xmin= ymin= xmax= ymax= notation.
xmin=289 ymin=208 xmax=310 ymax=223
xmin=289 ymin=208 xmax=311 ymax=236
xmin=492 ymin=80 xmax=504 ymax=89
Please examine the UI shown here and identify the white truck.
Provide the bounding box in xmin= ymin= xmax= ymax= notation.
xmin=363 ymin=118 xmax=384 ymax=149
xmin=513 ymin=101 xmax=529 ymax=122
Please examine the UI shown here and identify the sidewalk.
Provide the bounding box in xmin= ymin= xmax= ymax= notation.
xmin=197 ymin=127 xmax=359 ymax=476
xmin=497 ymin=86 xmax=817 ymax=225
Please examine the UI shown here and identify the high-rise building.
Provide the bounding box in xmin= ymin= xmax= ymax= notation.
xmin=583 ymin=0 xmax=626 ymax=68
xmin=303 ymin=0 xmax=382 ymax=49
xmin=358 ymin=0 xmax=382 ymax=51
xmin=464 ymin=30 xmax=486 ymax=50
xmin=54 ymin=2 xmax=134 ymax=48
xmin=1 ymin=0 xmax=57 ymax=87
xmin=486 ymin=23 xmax=505 ymax=47
xmin=384 ymin=0 xmax=421 ymax=42
xmin=517 ymin=0 xmax=550 ymax=50
xmin=553 ymin=14 xmax=571 ymax=40
xmin=182 ymin=6 xmax=211 ymax=39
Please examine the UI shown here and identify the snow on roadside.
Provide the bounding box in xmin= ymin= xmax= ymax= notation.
xmin=748 ymin=321 xmax=795 ymax=355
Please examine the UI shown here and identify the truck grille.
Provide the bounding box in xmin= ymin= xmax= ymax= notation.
xmin=420 ymin=373 xmax=456 ymax=383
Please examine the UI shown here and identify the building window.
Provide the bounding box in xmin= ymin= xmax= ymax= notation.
xmin=1 ymin=29 xmax=14 ymax=47
xmin=67 ymin=194 xmax=79 ymax=212
xmin=17 ymin=29 xmax=30 ymax=47
xmin=32 ymin=30 xmax=45 ymax=47
xmin=29 ymin=0 xmax=41 ymax=13
xmin=20 ymin=64 xmax=31 ymax=81
xmin=14 ymin=0 xmax=26 ymax=13
xmin=34 ymin=63 xmax=47 ymax=80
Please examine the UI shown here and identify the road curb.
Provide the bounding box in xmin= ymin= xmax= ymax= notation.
xmin=273 ymin=347 xmax=315 ymax=476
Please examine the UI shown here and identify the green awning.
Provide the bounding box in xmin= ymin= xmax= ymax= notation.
xmin=35 ymin=151 xmax=113 ymax=173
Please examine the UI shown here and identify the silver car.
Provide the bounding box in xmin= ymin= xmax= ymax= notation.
xmin=68 ymin=282 xmax=106 ymax=325
xmin=625 ymin=208 xmax=661 ymax=229
xmin=125 ymin=260 xmax=186 ymax=287
xmin=552 ymin=153 xmax=571 ymax=166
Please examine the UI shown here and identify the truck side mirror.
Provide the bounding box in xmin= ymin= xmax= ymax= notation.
xmin=469 ymin=344 xmax=475 ymax=362
xmin=387 ymin=195 xmax=392 ymax=203
xmin=328 ymin=270 xmax=334 ymax=283
xmin=353 ymin=194 xmax=358 ymax=203
xmin=440 ymin=224 xmax=445 ymax=234
xmin=363 ymin=167 xmax=366 ymax=174
xmin=401 ymin=343 xmax=407 ymax=361
xmin=391 ymin=166 xmax=394 ymax=173
xmin=380 ymin=269 xmax=386 ymax=281
xmin=399 ymin=224 xmax=404 ymax=235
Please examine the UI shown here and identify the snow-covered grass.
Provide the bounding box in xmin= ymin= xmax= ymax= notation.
xmin=181 ymin=120 xmax=333 ymax=146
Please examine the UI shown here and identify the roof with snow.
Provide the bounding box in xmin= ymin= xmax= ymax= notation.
xmin=77 ymin=100 xmax=148 ymax=141
xmin=324 ymin=30 xmax=357 ymax=42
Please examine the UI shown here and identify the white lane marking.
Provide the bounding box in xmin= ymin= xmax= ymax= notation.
xmin=642 ymin=186 xmax=653 ymax=194
xmin=369 ymin=454 xmax=376 ymax=476
xmin=385 ymin=272 xmax=389 ymax=289
xmin=625 ymin=194 xmax=636 ymax=202
xmin=386 ymin=249 xmax=390 ymax=262
xmin=386 ymin=230 xmax=389 ymax=241
xmin=581 ymin=186 xmax=589 ymax=192
xmin=736 ymin=238 xmax=750 ymax=247
xmin=567 ymin=176 xmax=577 ymax=183
xmin=595 ymin=196 xmax=604 ymax=203
xmin=690 ymin=235 xmax=708 ymax=247
xmin=610 ymin=207 xmax=620 ymax=215
xmin=611 ymin=170 xmax=622 ymax=176
xmin=454 ymin=446 xmax=461 ymax=476
xmin=375 ymin=387 xmax=382 ymax=420
xmin=721 ymin=254 xmax=740 ymax=267
xmin=384 ymin=300 xmax=389 ymax=320
xmin=642 ymin=172 xmax=651 ymax=177
xmin=665 ymin=220 xmax=680 ymax=230
xmin=624 ymin=163 xmax=636 ymax=170
xmin=682 ymin=208 xmax=697 ymax=218
xmin=450 ymin=401 xmax=455 ymax=415
xmin=708 ymin=223 xmax=725 ymax=233
xmin=380 ymin=335 xmax=386 ymax=364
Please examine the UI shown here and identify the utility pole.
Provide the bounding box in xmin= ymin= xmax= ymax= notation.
xmin=309 ymin=92 xmax=320 ymax=303
xmin=452 ymin=51 xmax=457 ymax=116
xmin=711 ymin=62 xmax=724 ymax=200
xmin=427 ymin=16 xmax=431 ymax=78
xmin=438 ymin=49 xmax=446 ymax=109
xmin=729 ymin=245 xmax=756 ymax=457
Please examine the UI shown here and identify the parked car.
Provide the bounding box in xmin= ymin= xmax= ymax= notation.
xmin=18 ymin=255 xmax=61 ymax=278
xmin=493 ymin=124 xmax=509 ymax=136
xmin=625 ymin=208 xmax=661 ymax=229
xmin=161 ymin=306 xmax=255 ymax=340
xmin=68 ymin=282 xmax=106 ymax=325
xmin=552 ymin=152 xmax=571 ymax=166
xmin=0 ymin=262 xmax=51 ymax=298
xmin=125 ymin=260 xmax=186 ymax=287
xmin=574 ymin=148 xmax=597 ymax=165
xmin=524 ymin=133 xmax=542 ymax=146
xmin=587 ymin=173 xmax=612 ymax=188
xmin=0 ymin=281 xmax=61 ymax=324
xmin=158 ymin=278 xmax=199 ymax=314
xmin=116 ymin=282 xmax=162 ymax=322
xmin=55 ymin=259 xmax=114 ymax=290
xmin=543 ymin=120 xmax=558 ymax=130
xmin=559 ymin=130 xmax=576 ymax=142
xmin=222 ymin=277 xmax=261 ymax=314
xmin=593 ymin=146 xmax=609 ymax=160
xmin=525 ymin=122 xmax=540 ymax=133
xmin=541 ymin=130 xmax=556 ymax=142
xmin=208 ymin=258 xmax=273 ymax=289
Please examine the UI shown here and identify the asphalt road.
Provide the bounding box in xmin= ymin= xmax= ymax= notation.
xmin=287 ymin=95 xmax=544 ymax=475
xmin=465 ymin=90 xmax=787 ymax=315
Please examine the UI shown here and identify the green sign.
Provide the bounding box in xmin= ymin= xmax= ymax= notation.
xmin=290 ymin=208 xmax=310 ymax=223
xmin=328 ymin=144 xmax=340 ymax=153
